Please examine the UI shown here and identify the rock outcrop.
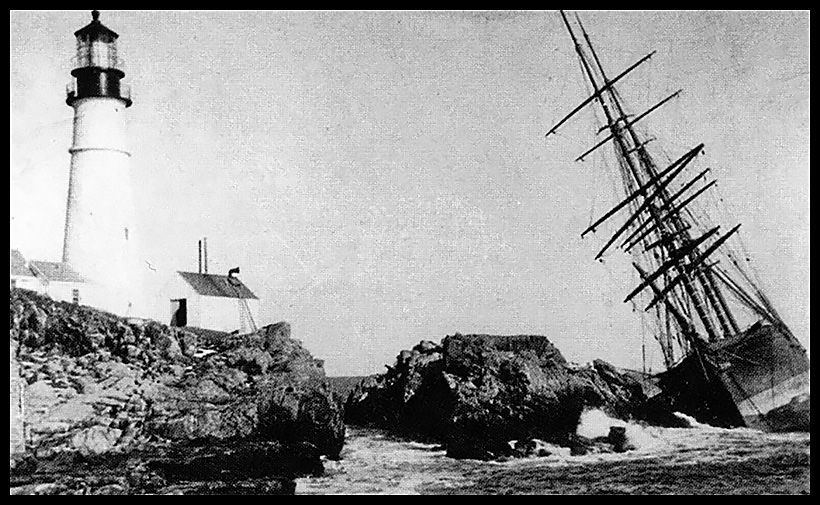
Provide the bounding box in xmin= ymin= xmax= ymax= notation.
xmin=9 ymin=288 xmax=344 ymax=494
xmin=145 ymin=322 xmax=345 ymax=458
xmin=346 ymin=333 xmax=648 ymax=460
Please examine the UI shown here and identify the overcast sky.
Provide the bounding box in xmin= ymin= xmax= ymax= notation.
xmin=10 ymin=11 xmax=809 ymax=375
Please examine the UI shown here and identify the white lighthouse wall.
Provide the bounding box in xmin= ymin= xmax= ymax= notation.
xmin=69 ymin=97 xmax=129 ymax=152
xmin=63 ymin=97 xmax=143 ymax=318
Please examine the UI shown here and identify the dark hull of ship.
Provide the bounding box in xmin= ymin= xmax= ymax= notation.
xmin=651 ymin=324 xmax=810 ymax=432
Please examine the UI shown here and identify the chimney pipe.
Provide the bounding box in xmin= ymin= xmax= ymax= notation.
xmin=203 ymin=237 xmax=208 ymax=274
xmin=198 ymin=240 xmax=202 ymax=274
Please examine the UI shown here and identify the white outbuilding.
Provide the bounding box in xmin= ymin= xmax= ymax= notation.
xmin=165 ymin=270 xmax=260 ymax=334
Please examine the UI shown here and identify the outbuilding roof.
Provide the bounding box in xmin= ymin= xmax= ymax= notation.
xmin=177 ymin=271 xmax=258 ymax=299
xmin=29 ymin=261 xmax=85 ymax=283
xmin=10 ymin=249 xmax=34 ymax=277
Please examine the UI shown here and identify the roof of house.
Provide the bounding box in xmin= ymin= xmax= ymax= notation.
xmin=10 ymin=249 xmax=34 ymax=277
xmin=177 ymin=271 xmax=258 ymax=299
xmin=29 ymin=261 xmax=85 ymax=283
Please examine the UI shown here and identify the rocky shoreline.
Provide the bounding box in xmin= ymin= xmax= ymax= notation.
xmin=345 ymin=334 xmax=668 ymax=460
xmin=9 ymin=288 xmax=344 ymax=495
xmin=10 ymin=287 xmax=680 ymax=494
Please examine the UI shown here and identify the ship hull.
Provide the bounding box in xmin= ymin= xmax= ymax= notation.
xmin=653 ymin=324 xmax=810 ymax=432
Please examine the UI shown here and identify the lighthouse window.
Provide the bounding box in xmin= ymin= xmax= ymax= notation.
xmin=76 ymin=39 xmax=91 ymax=67
xmin=91 ymin=40 xmax=115 ymax=68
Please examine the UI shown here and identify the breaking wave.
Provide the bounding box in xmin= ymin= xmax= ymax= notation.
xmin=297 ymin=420 xmax=810 ymax=494
xmin=576 ymin=408 xmax=664 ymax=453
xmin=672 ymin=411 xmax=712 ymax=429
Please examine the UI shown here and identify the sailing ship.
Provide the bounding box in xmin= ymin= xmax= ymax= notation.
xmin=547 ymin=11 xmax=810 ymax=431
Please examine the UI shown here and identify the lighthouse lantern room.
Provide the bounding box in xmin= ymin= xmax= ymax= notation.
xmin=66 ymin=9 xmax=131 ymax=107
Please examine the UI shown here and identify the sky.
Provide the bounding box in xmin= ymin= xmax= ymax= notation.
xmin=10 ymin=11 xmax=809 ymax=376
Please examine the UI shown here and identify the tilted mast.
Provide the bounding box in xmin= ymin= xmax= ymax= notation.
xmin=548 ymin=11 xmax=786 ymax=366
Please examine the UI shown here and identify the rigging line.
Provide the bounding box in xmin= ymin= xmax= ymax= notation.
xmin=575 ymin=44 xmax=607 ymax=152
xmin=582 ymin=143 xmax=704 ymax=238
xmin=588 ymin=181 xmax=598 ymax=229
xmin=707 ymin=179 xmax=768 ymax=297
xmin=625 ymin=224 xmax=733 ymax=305
xmin=729 ymin=252 xmax=779 ymax=318
xmin=633 ymin=262 xmax=695 ymax=340
xmin=595 ymin=154 xmax=695 ymax=260
xmin=546 ymin=49 xmax=657 ymax=137
xmin=623 ymin=175 xmax=715 ymax=254
xmin=713 ymin=348 xmax=765 ymax=367
xmin=574 ymin=40 xmax=618 ymax=228
xmin=735 ymin=228 xmax=770 ymax=294
xmin=561 ymin=10 xmax=648 ymax=195
xmin=713 ymin=266 xmax=780 ymax=326
xmin=575 ymin=90 xmax=683 ymax=163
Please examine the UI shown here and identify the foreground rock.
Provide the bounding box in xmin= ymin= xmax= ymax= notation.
xmin=346 ymin=334 xmax=650 ymax=460
xmin=9 ymin=288 xmax=344 ymax=494
xmin=145 ymin=322 xmax=344 ymax=458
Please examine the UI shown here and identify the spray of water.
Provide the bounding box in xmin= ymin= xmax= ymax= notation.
xmin=672 ymin=411 xmax=712 ymax=429
xmin=576 ymin=409 xmax=622 ymax=439
xmin=576 ymin=408 xmax=665 ymax=452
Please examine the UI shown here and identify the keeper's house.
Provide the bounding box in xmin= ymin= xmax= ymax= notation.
xmin=10 ymin=250 xmax=85 ymax=305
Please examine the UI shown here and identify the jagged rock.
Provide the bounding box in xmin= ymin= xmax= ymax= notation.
xmin=91 ymin=483 xmax=127 ymax=495
xmin=150 ymin=440 xmax=323 ymax=481
xmin=413 ymin=340 xmax=441 ymax=354
xmin=71 ymin=426 xmax=123 ymax=456
xmin=10 ymin=288 xmax=346 ymax=494
xmin=510 ymin=438 xmax=572 ymax=458
xmin=188 ymin=479 xmax=296 ymax=495
xmin=346 ymin=333 xmax=649 ymax=460
xmin=146 ymin=323 xmax=345 ymax=459
xmin=176 ymin=330 xmax=198 ymax=358
xmin=155 ymin=333 xmax=182 ymax=360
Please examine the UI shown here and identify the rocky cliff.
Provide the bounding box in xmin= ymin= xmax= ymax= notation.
xmin=9 ymin=288 xmax=344 ymax=495
xmin=346 ymin=334 xmax=649 ymax=460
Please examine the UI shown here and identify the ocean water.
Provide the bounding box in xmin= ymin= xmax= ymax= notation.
xmin=296 ymin=410 xmax=810 ymax=495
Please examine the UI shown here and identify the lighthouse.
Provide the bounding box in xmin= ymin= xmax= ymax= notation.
xmin=62 ymin=11 xmax=142 ymax=317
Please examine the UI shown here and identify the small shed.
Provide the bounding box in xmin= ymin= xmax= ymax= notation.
xmin=166 ymin=271 xmax=260 ymax=334
xmin=28 ymin=261 xmax=86 ymax=305
xmin=10 ymin=249 xmax=40 ymax=292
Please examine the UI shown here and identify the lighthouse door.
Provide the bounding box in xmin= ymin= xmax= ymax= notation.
xmin=170 ymin=298 xmax=187 ymax=327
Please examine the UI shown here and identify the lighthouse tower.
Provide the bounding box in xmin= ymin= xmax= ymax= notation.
xmin=62 ymin=11 xmax=141 ymax=316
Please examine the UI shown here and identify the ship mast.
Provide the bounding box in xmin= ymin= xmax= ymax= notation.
xmin=547 ymin=11 xmax=786 ymax=366
xmin=576 ymin=16 xmax=743 ymax=342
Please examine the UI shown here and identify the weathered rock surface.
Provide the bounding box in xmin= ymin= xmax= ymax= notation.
xmin=346 ymin=333 xmax=649 ymax=460
xmin=145 ymin=322 xmax=345 ymax=458
xmin=9 ymin=288 xmax=345 ymax=494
